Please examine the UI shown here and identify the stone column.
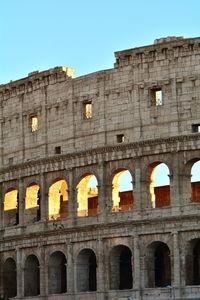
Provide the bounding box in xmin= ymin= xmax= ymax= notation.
xmin=67 ymin=242 xmax=74 ymax=295
xmin=18 ymin=178 xmax=25 ymax=226
xmin=173 ymin=231 xmax=181 ymax=297
xmin=67 ymin=168 xmax=76 ymax=227
xmin=40 ymin=172 xmax=48 ymax=221
xmin=134 ymin=168 xmax=142 ymax=210
xmin=97 ymin=162 xmax=107 ymax=223
xmin=97 ymin=238 xmax=105 ymax=300
xmin=133 ymin=235 xmax=141 ymax=299
xmin=0 ymin=183 xmax=3 ymax=229
xmin=39 ymin=246 xmax=46 ymax=296
xmin=16 ymin=247 xmax=23 ymax=298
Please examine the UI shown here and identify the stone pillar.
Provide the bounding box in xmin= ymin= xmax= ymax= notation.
xmin=18 ymin=178 xmax=25 ymax=226
xmin=97 ymin=162 xmax=107 ymax=223
xmin=0 ymin=183 xmax=3 ymax=229
xmin=67 ymin=242 xmax=74 ymax=294
xmin=40 ymin=172 xmax=48 ymax=221
xmin=39 ymin=246 xmax=46 ymax=296
xmin=134 ymin=168 xmax=142 ymax=210
xmin=97 ymin=238 xmax=105 ymax=300
xmin=16 ymin=247 xmax=23 ymax=298
xmin=67 ymin=168 xmax=76 ymax=226
xmin=173 ymin=231 xmax=181 ymax=297
xmin=133 ymin=235 xmax=141 ymax=299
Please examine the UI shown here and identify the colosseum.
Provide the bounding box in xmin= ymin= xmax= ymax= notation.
xmin=0 ymin=36 xmax=200 ymax=300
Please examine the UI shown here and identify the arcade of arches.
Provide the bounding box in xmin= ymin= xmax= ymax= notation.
xmin=3 ymin=238 xmax=200 ymax=298
xmin=2 ymin=161 xmax=200 ymax=227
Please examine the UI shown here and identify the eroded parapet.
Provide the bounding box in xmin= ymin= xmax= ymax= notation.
xmin=0 ymin=66 xmax=75 ymax=100
xmin=114 ymin=36 xmax=200 ymax=68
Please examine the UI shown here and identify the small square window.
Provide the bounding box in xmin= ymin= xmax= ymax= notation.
xmin=192 ymin=124 xmax=200 ymax=133
xmin=31 ymin=116 xmax=38 ymax=132
xmin=151 ymin=89 xmax=163 ymax=106
xmin=116 ymin=134 xmax=125 ymax=143
xmin=55 ymin=146 xmax=61 ymax=154
xmin=83 ymin=102 xmax=92 ymax=119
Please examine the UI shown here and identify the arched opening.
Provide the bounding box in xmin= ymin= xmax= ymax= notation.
xmin=76 ymin=249 xmax=97 ymax=292
xmin=48 ymin=179 xmax=69 ymax=220
xmin=112 ymin=170 xmax=134 ymax=212
xmin=24 ymin=255 xmax=40 ymax=296
xmin=191 ymin=161 xmax=200 ymax=202
xmin=25 ymin=183 xmax=40 ymax=224
xmin=109 ymin=245 xmax=132 ymax=290
xmin=3 ymin=258 xmax=17 ymax=298
xmin=48 ymin=251 xmax=67 ymax=294
xmin=186 ymin=239 xmax=200 ymax=285
xmin=146 ymin=241 xmax=171 ymax=287
xmin=4 ymin=188 xmax=19 ymax=226
xmin=77 ymin=174 xmax=98 ymax=216
xmin=150 ymin=163 xmax=170 ymax=208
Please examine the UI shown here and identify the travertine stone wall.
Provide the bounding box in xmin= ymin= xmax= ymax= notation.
xmin=0 ymin=36 xmax=200 ymax=300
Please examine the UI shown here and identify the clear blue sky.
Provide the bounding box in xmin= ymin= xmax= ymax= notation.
xmin=1 ymin=0 xmax=200 ymax=84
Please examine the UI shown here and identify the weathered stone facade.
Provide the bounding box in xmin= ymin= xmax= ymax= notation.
xmin=0 ymin=36 xmax=200 ymax=300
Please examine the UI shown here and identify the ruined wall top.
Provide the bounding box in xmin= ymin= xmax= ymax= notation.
xmin=114 ymin=36 xmax=200 ymax=68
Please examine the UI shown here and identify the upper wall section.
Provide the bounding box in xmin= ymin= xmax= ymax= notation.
xmin=0 ymin=36 xmax=200 ymax=167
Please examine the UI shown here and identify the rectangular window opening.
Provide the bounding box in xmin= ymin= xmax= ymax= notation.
xmin=152 ymin=89 xmax=163 ymax=106
xmin=83 ymin=102 xmax=92 ymax=119
xmin=192 ymin=124 xmax=200 ymax=133
xmin=55 ymin=146 xmax=61 ymax=154
xmin=117 ymin=134 xmax=125 ymax=143
xmin=31 ymin=115 xmax=38 ymax=132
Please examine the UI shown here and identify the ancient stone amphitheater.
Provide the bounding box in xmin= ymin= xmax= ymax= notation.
xmin=0 ymin=36 xmax=200 ymax=300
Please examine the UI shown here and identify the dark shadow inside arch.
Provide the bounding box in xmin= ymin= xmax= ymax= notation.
xmin=24 ymin=255 xmax=40 ymax=296
xmin=110 ymin=245 xmax=133 ymax=290
xmin=3 ymin=258 xmax=17 ymax=298
xmin=186 ymin=239 xmax=200 ymax=285
xmin=147 ymin=242 xmax=171 ymax=287
xmin=77 ymin=249 xmax=97 ymax=292
xmin=48 ymin=251 xmax=67 ymax=294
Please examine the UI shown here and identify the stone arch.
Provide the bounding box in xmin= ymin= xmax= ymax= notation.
xmin=146 ymin=241 xmax=171 ymax=287
xmin=111 ymin=169 xmax=134 ymax=212
xmin=48 ymin=251 xmax=67 ymax=294
xmin=48 ymin=178 xmax=69 ymax=220
xmin=4 ymin=188 xmax=19 ymax=226
xmin=24 ymin=254 xmax=40 ymax=296
xmin=76 ymin=248 xmax=97 ymax=292
xmin=109 ymin=244 xmax=133 ymax=290
xmin=25 ymin=182 xmax=40 ymax=224
xmin=185 ymin=238 xmax=200 ymax=285
xmin=76 ymin=174 xmax=98 ymax=216
xmin=3 ymin=257 xmax=17 ymax=298
xmin=190 ymin=160 xmax=200 ymax=202
xmin=149 ymin=162 xmax=171 ymax=208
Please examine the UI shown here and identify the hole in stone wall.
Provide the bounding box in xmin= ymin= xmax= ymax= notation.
xmin=147 ymin=242 xmax=171 ymax=288
xmin=4 ymin=189 xmax=19 ymax=226
xmin=191 ymin=161 xmax=200 ymax=202
xmin=25 ymin=183 xmax=40 ymax=224
xmin=109 ymin=245 xmax=132 ymax=290
xmin=3 ymin=258 xmax=17 ymax=298
xmin=150 ymin=163 xmax=170 ymax=208
xmin=48 ymin=179 xmax=69 ymax=220
xmin=48 ymin=251 xmax=67 ymax=294
xmin=24 ymin=255 xmax=40 ymax=296
xmin=76 ymin=249 xmax=97 ymax=292
xmin=77 ymin=174 xmax=98 ymax=216
xmin=112 ymin=170 xmax=134 ymax=212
